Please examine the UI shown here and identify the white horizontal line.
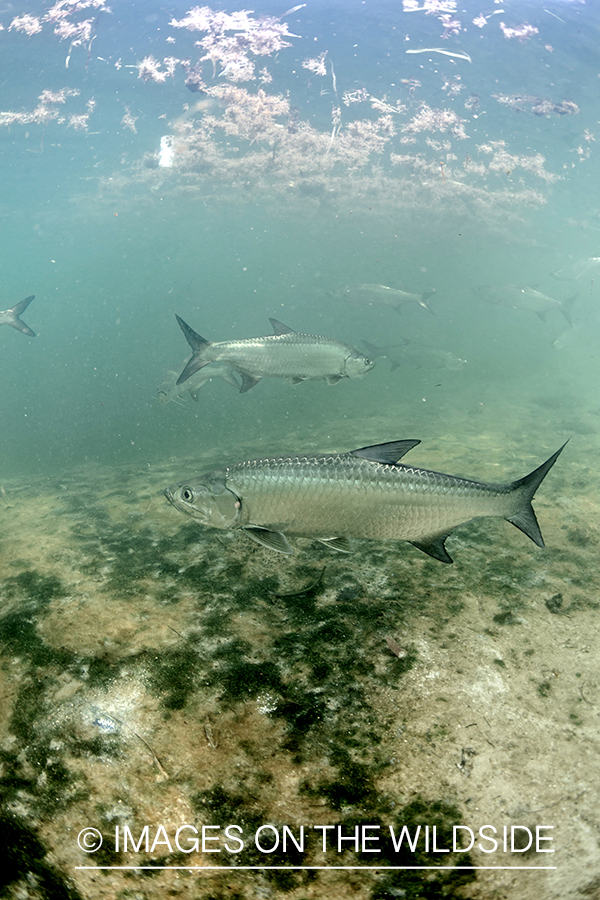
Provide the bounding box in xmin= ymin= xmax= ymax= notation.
xmin=75 ymin=865 xmax=557 ymax=871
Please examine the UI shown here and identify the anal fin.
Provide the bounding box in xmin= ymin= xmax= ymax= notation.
xmin=410 ymin=533 xmax=453 ymax=564
xmin=239 ymin=372 xmax=261 ymax=393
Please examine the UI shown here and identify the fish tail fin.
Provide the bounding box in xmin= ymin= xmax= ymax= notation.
xmin=175 ymin=315 xmax=209 ymax=351
xmin=419 ymin=290 xmax=437 ymax=313
xmin=560 ymin=293 xmax=579 ymax=326
xmin=176 ymin=354 xmax=210 ymax=385
xmin=505 ymin=441 xmax=567 ymax=547
xmin=175 ymin=315 xmax=211 ymax=384
xmin=9 ymin=295 xmax=35 ymax=336
xmin=360 ymin=339 xmax=385 ymax=358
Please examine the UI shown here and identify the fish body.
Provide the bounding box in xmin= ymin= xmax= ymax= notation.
xmin=552 ymin=257 xmax=600 ymax=282
xmin=0 ymin=295 xmax=35 ymax=337
xmin=551 ymin=323 xmax=589 ymax=352
xmin=164 ymin=439 xmax=565 ymax=563
xmin=361 ymin=339 xmax=466 ymax=371
xmin=175 ymin=316 xmax=374 ymax=392
xmin=157 ymin=359 xmax=240 ymax=404
xmin=334 ymin=284 xmax=436 ymax=314
xmin=473 ymin=284 xmax=576 ymax=324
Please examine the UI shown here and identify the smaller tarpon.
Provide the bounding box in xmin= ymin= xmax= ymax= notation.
xmin=0 ymin=296 xmax=35 ymax=337
xmin=157 ymin=359 xmax=240 ymax=405
xmin=361 ymin=339 xmax=467 ymax=371
xmin=473 ymin=284 xmax=577 ymax=324
xmin=332 ymin=283 xmax=436 ymax=314
xmin=164 ymin=439 xmax=566 ymax=562
xmin=552 ymin=257 xmax=600 ymax=283
xmin=175 ymin=316 xmax=374 ymax=393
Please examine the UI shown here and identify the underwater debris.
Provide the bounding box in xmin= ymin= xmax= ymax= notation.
xmin=385 ymin=636 xmax=406 ymax=658
xmin=268 ymin=566 xmax=326 ymax=598
xmin=494 ymin=94 xmax=579 ymax=117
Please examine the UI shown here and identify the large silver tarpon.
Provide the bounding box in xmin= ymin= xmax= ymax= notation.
xmin=174 ymin=316 xmax=374 ymax=393
xmin=164 ymin=439 xmax=566 ymax=562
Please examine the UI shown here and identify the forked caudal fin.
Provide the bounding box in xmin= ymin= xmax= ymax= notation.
xmin=175 ymin=315 xmax=211 ymax=384
xmin=3 ymin=295 xmax=35 ymax=337
xmin=410 ymin=441 xmax=568 ymax=564
xmin=505 ymin=440 xmax=568 ymax=548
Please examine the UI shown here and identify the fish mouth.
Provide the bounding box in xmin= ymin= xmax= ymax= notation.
xmin=163 ymin=487 xmax=175 ymax=505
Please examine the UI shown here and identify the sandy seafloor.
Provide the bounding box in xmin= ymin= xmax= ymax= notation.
xmin=1 ymin=372 xmax=600 ymax=900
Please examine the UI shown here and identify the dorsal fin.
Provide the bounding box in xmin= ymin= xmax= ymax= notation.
xmin=351 ymin=440 xmax=420 ymax=465
xmin=269 ymin=318 xmax=296 ymax=335
xmin=176 ymin=315 xmax=210 ymax=351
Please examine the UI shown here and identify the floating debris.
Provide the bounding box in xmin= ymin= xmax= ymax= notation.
xmin=268 ymin=566 xmax=326 ymax=598
xmin=204 ymin=720 xmax=218 ymax=749
xmin=493 ymin=94 xmax=579 ymax=117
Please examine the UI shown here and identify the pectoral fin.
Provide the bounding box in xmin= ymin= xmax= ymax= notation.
xmin=243 ymin=525 xmax=294 ymax=553
xmin=317 ymin=537 xmax=352 ymax=552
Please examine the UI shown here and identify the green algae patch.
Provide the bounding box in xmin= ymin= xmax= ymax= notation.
xmin=371 ymin=797 xmax=477 ymax=899
xmin=0 ymin=811 xmax=84 ymax=900
xmin=218 ymin=659 xmax=284 ymax=702
xmin=2 ymin=569 xmax=67 ymax=603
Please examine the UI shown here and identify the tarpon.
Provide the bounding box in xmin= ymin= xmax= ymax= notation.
xmin=164 ymin=439 xmax=566 ymax=563
xmin=0 ymin=295 xmax=35 ymax=337
xmin=473 ymin=284 xmax=576 ymax=324
xmin=175 ymin=316 xmax=374 ymax=392
xmin=552 ymin=257 xmax=600 ymax=283
xmin=157 ymin=359 xmax=240 ymax=404
xmin=361 ymin=339 xmax=467 ymax=371
xmin=333 ymin=283 xmax=436 ymax=314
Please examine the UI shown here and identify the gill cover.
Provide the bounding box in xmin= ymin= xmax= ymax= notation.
xmin=171 ymin=471 xmax=241 ymax=528
xmin=344 ymin=351 xmax=374 ymax=378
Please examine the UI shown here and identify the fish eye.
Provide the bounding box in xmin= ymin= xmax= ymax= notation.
xmin=181 ymin=487 xmax=195 ymax=503
xmin=364 ymin=358 xmax=372 ymax=366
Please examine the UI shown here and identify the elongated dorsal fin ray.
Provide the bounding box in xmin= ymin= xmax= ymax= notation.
xmin=269 ymin=318 xmax=296 ymax=335
xmin=351 ymin=439 xmax=420 ymax=465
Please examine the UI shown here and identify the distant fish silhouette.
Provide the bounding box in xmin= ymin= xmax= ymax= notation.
xmin=0 ymin=295 xmax=35 ymax=337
